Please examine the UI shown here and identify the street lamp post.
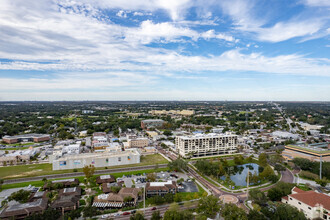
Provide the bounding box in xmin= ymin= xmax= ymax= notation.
xmin=144 ymin=184 xmax=146 ymax=216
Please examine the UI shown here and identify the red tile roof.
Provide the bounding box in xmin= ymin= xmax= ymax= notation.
xmin=292 ymin=187 xmax=307 ymax=194
xmin=289 ymin=191 xmax=330 ymax=211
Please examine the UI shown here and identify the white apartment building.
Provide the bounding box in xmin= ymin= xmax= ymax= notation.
xmin=282 ymin=187 xmax=330 ymax=220
xmin=176 ymin=133 xmax=238 ymax=158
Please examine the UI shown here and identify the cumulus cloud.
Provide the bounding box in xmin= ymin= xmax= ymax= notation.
xmin=0 ymin=0 xmax=329 ymax=101
xmin=116 ymin=10 xmax=127 ymax=18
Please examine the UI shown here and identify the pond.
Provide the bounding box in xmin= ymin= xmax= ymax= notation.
xmin=220 ymin=163 xmax=260 ymax=186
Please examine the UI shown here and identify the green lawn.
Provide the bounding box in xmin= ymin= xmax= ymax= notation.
xmin=1 ymin=168 xmax=168 ymax=191
xmin=2 ymin=142 xmax=34 ymax=146
xmin=0 ymin=154 xmax=168 ymax=180
xmin=189 ymin=153 xmax=243 ymax=161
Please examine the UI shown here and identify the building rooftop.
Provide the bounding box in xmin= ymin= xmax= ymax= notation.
xmin=150 ymin=181 xmax=173 ymax=187
xmin=6 ymin=198 xmax=44 ymax=211
xmin=289 ymin=190 xmax=330 ymax=211
xmin=52 ymin=178 xmax=75 ymax=183
xmin=55 ymin=149 xmax=140 ymax=161
xmin=63 ymin=187 xmax=77 ymax=193
xmin=3 ymin=133 xmax=50 ymax=139
xmin=100 ymin=175 xmax=111 ymax=180
xmin=178 ymin=133 xmax=237 ymax=140
xmin=142 ymin=119 xmax=164 ymax=123
xmin=286 ymin=143 xmax=330 ymax=154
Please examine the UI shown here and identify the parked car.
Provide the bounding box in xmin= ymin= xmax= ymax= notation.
xmin=131 ymin=210 xmax=136 ymax=214
xmin=123 ymin=212 xmax=130 ymax=215
xmin=151 ymin=207 xmax=157 ymax=210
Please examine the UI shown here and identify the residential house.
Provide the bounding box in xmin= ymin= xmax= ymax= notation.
xmin=282 ymin=187 xmax=330 ymax=219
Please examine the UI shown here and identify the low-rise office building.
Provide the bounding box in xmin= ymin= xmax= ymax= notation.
xmin=96 ymin=175 xmax=116 ymax=184
xmin=149 ymin=110 xmax=194 ymax=116
xmin=141 ymin=119 xmax=165 ymax=129
xmin=127 ymin=138 xmax=149 ymax=148
xmin=92 ymin=132 xmax=109 ymax=151
xmin=282 ymin=143 xmax=330 ymax=162
xmin=176 ymin=133 xmax=238 ymax=158
xmin=0 ymin=198 xmax=48 ymax=220
xmin=43 ymin=178 xmax=79 ymax=190
xmin=146 ymin=181 xmax=177 ymax=197
xmin=2 ymin=134 xmax=50 ymax=144
xmin=272 ymin=131 xmax=300 ymax=140
xmin=93 ymin=187 xmax=141 ymax=208
xmin=51 ymin=187 xmax=81 ymax=214
xmin=282 ymin=187 xmax=330 ymax=220
xmin=52 ymin=149 xmax=140 ymax=170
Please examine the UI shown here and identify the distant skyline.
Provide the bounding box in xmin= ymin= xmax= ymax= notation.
xmin=0 ymin=0 xmax=329 ymax=101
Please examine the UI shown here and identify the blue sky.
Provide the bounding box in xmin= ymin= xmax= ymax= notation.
xmin=0 ymin=0 xmax=329 ymax=101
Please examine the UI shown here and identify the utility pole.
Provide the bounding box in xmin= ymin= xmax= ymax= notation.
xmin=320 ymin=155 xmax=322 ymax=179
xmin=247 ymin=167 xmax=250 ymax=199
xmin=143 ymin=185 xmax=146 ymax=216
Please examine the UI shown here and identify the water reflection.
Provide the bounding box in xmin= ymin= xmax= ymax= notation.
xmin=220 ymin=163 xmax=259 ymax=186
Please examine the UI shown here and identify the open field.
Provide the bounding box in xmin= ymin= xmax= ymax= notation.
xmin=2 ymin=142 xmax=35 ymax=146
xmin=1 ymin=168 xmax=168 ymax=190
xmin=0 ymin=154 xmax=168 ymax=179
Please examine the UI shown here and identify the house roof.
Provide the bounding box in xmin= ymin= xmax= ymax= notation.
xmin=292 ymin=186 xmax=307 ymax=194
xmin=289 ymin=191 xmax=330 ymax=211
xmin=0 ymin=198 xmax=48 ymax=218
xmin=146 ymin=181 xmax=177 ymax=191
xmin=51 ymin=195 xmax=80 ymax=208
xmin=119 ymin=188 xmax=140 ymax=199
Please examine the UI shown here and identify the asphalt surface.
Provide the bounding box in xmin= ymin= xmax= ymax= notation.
xmin=3 ymin=164 xmax=168 ymax=184
xmin=98 ymin=201 xmax=199 ymax=220
xmin=162 ymin=150 xmax=295 ymax=212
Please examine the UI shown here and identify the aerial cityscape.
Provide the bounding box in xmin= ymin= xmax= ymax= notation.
xmin=0 ymin=0 xmax=330 ymax=220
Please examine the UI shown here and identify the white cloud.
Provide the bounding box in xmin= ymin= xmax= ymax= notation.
xmin=302 ymin=0 xmax=330 ymax=7
xmin=217 ymin=0 xmax=329 ymax=43
xmin=200 ymin=29 xmax=235 ymax=42
xmin=256 ymin=20 xmax=323 ymax=42
xmin=0 ymin=0 xmax=329 ymax=89
xmin=116 ymin=10 xmax=127 ymax=18
xmin=133 ymin=12 xmax=144 ymax=16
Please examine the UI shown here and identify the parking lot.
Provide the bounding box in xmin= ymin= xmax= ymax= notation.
xmin=117 ymin=171 xmax=198 ymax=193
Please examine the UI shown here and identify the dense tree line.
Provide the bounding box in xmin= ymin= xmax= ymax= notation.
xmin=292 ymin=158 xmax=330 ymax=180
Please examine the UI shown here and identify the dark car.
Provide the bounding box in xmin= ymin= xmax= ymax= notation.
xmin=151 ymin=207 xmax=157 ymax=210
xmin=131 ymin=210 xmax=136 ymax=214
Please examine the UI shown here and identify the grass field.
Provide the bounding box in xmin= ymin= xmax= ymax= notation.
xmin=0 ymin=154 xmax=168 ymax=179
xmin=2 ymin=142 xmax=34 ymax=146
xmin=1 ymin=168 xmax=168 ymax=191
xmin=189 ymin=153 xmax=243 ymax=160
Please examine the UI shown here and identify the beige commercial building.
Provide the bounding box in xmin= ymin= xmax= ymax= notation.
xmin=282 ymin=143 xmax=330 ymax=162
xmin=127 ymin=138 xmax=149 ymax=148
xmin=176 ymin=133 xmax=238 ymax=158
xmin=282 ymin=187 xmax=330 ymax=220
xmin=149 ymin=110 xmax=194 ymax=116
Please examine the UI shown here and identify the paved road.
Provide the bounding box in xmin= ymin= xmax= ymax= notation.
xmin=163 ymin=150 xmax=295 ymax=212
xmin=3 ymin=164 xmax=168 ymax=184
xmin=97 ymin=201 xmax=198 ymax=220
xmin=280 ymin=168 xmax=295 ymax=183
